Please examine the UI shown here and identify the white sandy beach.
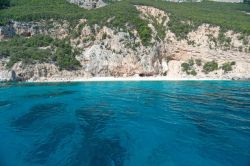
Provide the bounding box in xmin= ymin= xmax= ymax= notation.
xmin=28 ymin=76 xmax=225 ymax=83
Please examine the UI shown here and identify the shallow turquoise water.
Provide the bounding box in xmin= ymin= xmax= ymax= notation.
xmin=0 ymin=81 xmax=249 ymax=166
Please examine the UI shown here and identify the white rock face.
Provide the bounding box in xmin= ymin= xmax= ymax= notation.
xmin=78 ymin=43 xmax=165 ymax=77
xmin=162 ymin=60 xmax=168 ymax=74
xmin=67 ymin=0 xmax=106 ymax=9
xmin=0 ymin=70 xmax=16 ymax=82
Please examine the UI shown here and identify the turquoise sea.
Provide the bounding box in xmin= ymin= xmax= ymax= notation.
xmin=0 ymin=81 xmax=249 ymax=166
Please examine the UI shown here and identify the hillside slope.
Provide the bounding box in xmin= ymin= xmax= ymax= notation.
xmin=0 ymin=0 xmax=250 ymax=81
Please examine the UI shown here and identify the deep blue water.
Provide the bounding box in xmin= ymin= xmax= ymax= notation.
xmin=0 ymin=81 xmax=250 ymax=166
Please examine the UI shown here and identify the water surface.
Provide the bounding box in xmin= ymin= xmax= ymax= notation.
xmin=0 ymin=81 xmax=249 ymax=166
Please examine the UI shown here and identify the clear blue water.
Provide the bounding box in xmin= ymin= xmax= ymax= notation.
xmin=0 ymin=81 xmax=250 ymax=166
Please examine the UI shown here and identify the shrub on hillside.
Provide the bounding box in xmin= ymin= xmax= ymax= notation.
xmin=55 ymin=48 xmax=81 ymax=71
xmin=0 ymin=35 xmax=81 ymax=70
xmin=181 ymin=58 xmax=197 ymax=75
xmin=168 ymin=18 xmax=196 ymax=40
xmin=138 ymin=24 xmax=152 ymax=46
xmin=221 ymin=61 xmax=236 ymax=73
xmin=218 ymin=32 xmax=231 ymax=48
xmin=195 ymin=59 xmax=202 ymax=66
xmin=181 ymin=62 xmax=191 ymax=72
xmin=190 ymin=69 xmax=197 ymax=76
xmin=6 ymin=47 xmax=51 ymax=68
xmin=203 ymin=60 xmax=218 ymax=73
xmin=25 ymin=35 xmax=54 ymax=47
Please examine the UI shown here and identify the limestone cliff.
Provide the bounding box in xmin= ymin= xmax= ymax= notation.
xmin=0 ymin=6 xmax=249 ymax=82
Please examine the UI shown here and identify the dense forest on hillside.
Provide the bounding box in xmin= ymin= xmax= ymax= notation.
xmin=0 ymin=0 xmax=250 ymax=34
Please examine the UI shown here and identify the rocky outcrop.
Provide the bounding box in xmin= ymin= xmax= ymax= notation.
xmin=0 ymin=70 xmax=17 ymax=82
xmin=77 ymin=43 xmax=167 ymax=77
xmin=67 ymin=0 xmax=107 ymax=9
xmin=0 ymin=20 xmax=69 ymax=41
xmin=0 ymin=59 xmax=18 ymax=82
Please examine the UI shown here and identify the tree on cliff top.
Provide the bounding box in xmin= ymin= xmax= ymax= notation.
xmin=0 ymin=0 xmax=10 ymax=9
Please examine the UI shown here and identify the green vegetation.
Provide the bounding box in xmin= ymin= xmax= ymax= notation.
xmin=148 ymin=16 xmax=166 ymax=41
xmin=131 ymin=0 xmax=250 ymax=36
xmin=137 ymin=24 xmax=151 ymax=45
xmin=181 ymin=63 xmax=191 ymax=72
xmin=0 ymin=35 xmax=81 ymax=70
xmin=182 ymin=59 xmax=236 ymax=75
xmin=188 ymin=59 xmax=194 ymax=66
xmin=0 ymin=0 xmax=10 ymax=9
xmin=190 ymin=69 xmax=197 ymax=76
xmin=221 ymin=61 xmax=236 ymax=73
xmin=154 ymin=22 xmax=166 ymax=41
xmin=244 ymin=0 xmax=250 ymax=4
xmin=0 ymin=0 xmax=249 ymax=40
xmin=217 ymin=31 xmax=231 ymax=48
xmin=237 ymin=33 xmax=249 ymax=47
xmin=168 ymin=18 xmax=197 ymax=39
xmin=195 ymin=59 xmax=202 ymax=66
xmin=203 ymin=60 xmax=218 ymax=73
xmin=181 ymin=59 xmax=197 ymax=76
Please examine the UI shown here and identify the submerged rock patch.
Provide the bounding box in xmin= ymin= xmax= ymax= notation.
xmin=27 ymin=123 xmax=76 ymax=164
xmin=12 ymin=103 xmax=65 ymax=129
xmin=0 ymin=100 xmax=11 ymax=108
xmin=69 ymin=106 xmax=127 ymax=166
